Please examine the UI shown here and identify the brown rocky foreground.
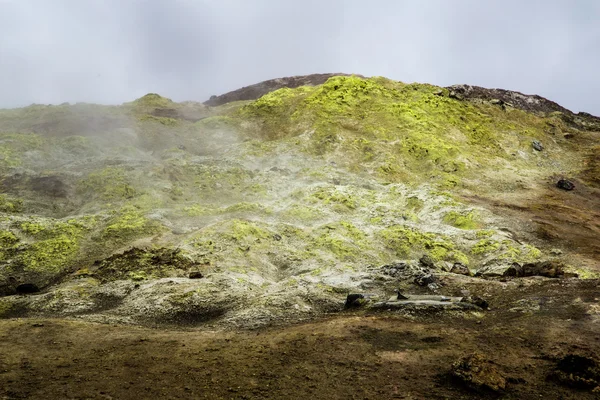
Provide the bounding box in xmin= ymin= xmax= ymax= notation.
xmin=1 ymin=277 xmax=599 ymax=400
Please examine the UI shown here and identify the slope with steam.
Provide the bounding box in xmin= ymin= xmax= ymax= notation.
xmin=0 ymin=75 xmax=598 ymax=327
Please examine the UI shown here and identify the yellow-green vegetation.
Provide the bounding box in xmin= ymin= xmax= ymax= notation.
xmin=103 ymin=206 xmax=163 ymax=242
xmin=280 ymin=204 xmax=324 ymax=222
xmin=443 ymin=211 xmax=481 ymax=230
xmin=0 ymin=195 xmax=23 ymax=213
xmin=125 ymin=93 xmax=177 ymax=110
xmin=0 ymin=230 xmax=18 ymax=260
xmin=311 ymin=221 xmax=371 ymax=261
xmin=471 ymin=239 xmax=501 ymax=255
xmin=309 ymin=187 xmax=361 ymax=211
xmin=470 ymin=238 xmax=542 ymax=263
xmin=78 ymin=166 xmax=138 ymax=201
xmin=0 ymin=133 xmax=45 ymax=171
xmin=11 ymin=218 xmax=92 ymax=274
xmin=238 ymin=75 xmax=554 ymax=187
xmin=379 ymin=225 xmax=468 ymax=264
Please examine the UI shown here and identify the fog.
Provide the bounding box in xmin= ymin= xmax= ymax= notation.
xmin=0 ymin=0 xmax=599 ymax=114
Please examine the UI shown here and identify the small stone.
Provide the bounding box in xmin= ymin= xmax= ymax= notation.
xmin=188 ymin=271 xmax=204 ymax=279
xmin=16 ymin=283 xmax=40 ymax=294
xmin=550 ymin=248 xmax=563 ymax=256
xmin=502 ymin=262 xmax=524 ymax=277
xmin=344 ymin=293 xmax=366 ymax=309
xmin=461 ymin=296 xmax=489 ymax=310
xmin=414 ymin=273 xmax=436 ymax=287
xmin=419 ymin=254 xmax=435 ymax=269
xmin=396 ymin=290 xmax=409 ymax=300
xmin=532 ymin=140 xmax=544 ymax=151
xmin=450 ymin=263 xmax=471 ymax=276
xmin=273 ymin=234 xmax=282 ymax=241
xmin=557 ymin=179 xmax=575 ymax=191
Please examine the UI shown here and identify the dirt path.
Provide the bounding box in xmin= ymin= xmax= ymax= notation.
xmin=1 ymin=278 xmax=599 ymax=399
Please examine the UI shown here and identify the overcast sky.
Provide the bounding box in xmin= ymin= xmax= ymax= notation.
xmin=0 ymin=0 xmax=599 ymax=114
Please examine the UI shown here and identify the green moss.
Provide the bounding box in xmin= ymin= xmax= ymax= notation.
xmin=406 ymin=196 xmax=424 ymax=212
xmin=378 ymin=225 xmax=463 ymax=262
xmin=471 ymin=239 xmax=501 ymax=255
xmin=281 ymin=204 xmax=324 ymax=222
xmin=443 ymin=211 xmax=481 ymax=230
xmin=103 ymin=206 xmax=162 ymax=241
xmin=78 ymin=166 xmax=138 ymax=201
xmin=0 ymin=133 xmax=45 ymax=171
xmin=0 ymin=195 xmax=23 ymax=213
xmin=127 ymin=93 xmax=176 ymax=109
xmin=310 ymin=187 xmax=360 ymax=211
xmin=19 ymin=235 xmax=80 ymax=273
xmin=476 ymin=230 xmax=495 ymax=238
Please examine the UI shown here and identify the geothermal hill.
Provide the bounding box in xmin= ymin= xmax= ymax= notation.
xmin=1 ymin=74 xmax=600 ymax=398
xmin=0 ymin=74 xmax=598 ymax=327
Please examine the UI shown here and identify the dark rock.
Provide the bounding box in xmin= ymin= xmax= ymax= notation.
xmin=395 ymin=290 xmax=408 ymax=300
xmin=532 ymin=140 xmax=544 ymax=151
xmin=521 ymin=261 xmax=565 ymax=278
xmin=273 ymin=234 xmax=282 ymax=241
xmin=450 ymin=263 xmax=471 ymax=276
xmin=414 ymin=273 xmax=436 ymax=287
xmin=502 ymin=262 xmax=524 ymax=277
xmin=556 ymin=179 xmax=575 ymax=191
xmin=461 ymin=296 xmax=489 ymax=310
xmin=344 ymin=293 xmax=366 ymax=309
xmin=204 ymin=73 xmax=362 ymax=107
xmin=451 ymin=353 xmax=506 ymax=393
xmin=16 ymin=283 xmax=40 ymax=294
xmin=188 ymin=272 xmax=204 ymax=279
xmin=550 ymin=354 xmax=600 ymax=391
xmin=419 ymin=254 xmax=435 ymax=269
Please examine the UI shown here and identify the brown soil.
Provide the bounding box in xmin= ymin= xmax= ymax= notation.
xmin=1 ymin=278 xmax=599 ymax=399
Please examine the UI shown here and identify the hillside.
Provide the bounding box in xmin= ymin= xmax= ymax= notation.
xmin=1 ymin=74 xmax=599 ymax=398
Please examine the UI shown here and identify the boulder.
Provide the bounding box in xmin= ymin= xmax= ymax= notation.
xmin=451 ymin=353 xmax=506 ymax=393
xmin=419 ymin=254 xmax=436 ymax=269
xmin=450 ymin=263 xmax=471 ymax=276
xmin=344 ymin=293 xmax=366 ymax=309
xmin=556 ymin=179 xmax=575 ymax=191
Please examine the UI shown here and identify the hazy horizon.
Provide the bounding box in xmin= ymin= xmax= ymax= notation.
xmin=1 ymin=0 xmax=599 ymax=115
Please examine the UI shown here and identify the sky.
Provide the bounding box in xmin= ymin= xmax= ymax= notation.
xmin=0 ymin=0 xmax=599 ymax=115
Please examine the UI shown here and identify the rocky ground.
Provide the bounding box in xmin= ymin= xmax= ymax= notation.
xmin=0 ymin=74 xmax=599 ymax=398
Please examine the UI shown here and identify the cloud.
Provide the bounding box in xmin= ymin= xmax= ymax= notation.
xmin=0 ymin=0 xmax=598 ymax=114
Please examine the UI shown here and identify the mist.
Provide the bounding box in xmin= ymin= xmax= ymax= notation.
xmin=0 ymin=0 xmax=599 ymax=115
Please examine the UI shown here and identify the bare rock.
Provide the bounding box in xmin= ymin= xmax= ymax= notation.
xmin=450 ymin=263 xmax=471 ymax=276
